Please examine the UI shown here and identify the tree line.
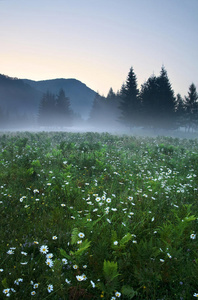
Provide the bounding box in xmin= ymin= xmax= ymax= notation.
xmin=89 ymin=66 xmax=198 ymax=132
xmin=0 ymin=66 xmax=197 ymax=131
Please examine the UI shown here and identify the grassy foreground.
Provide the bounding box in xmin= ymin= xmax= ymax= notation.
xmin=0 ymin=131 xmax=198 ymax=299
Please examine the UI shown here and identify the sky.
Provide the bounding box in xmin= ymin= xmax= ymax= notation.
xmin=0 ymin=0 xmax=198 ymax=97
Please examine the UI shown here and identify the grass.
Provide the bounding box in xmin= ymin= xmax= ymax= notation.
xmin=0 ymin=131 xmax=198 ymax=299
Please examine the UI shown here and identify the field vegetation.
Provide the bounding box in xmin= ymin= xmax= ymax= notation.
xmin=0 ymin=131 xmax=198 ymax=299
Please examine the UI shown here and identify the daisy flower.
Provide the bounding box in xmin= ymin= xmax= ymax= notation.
xmin=46 ymin=253 xmax=53 ymax=259
xmin=40 ymin=245 xmax=49 ymax=254
xmin=115 ymin=291 xmax=121 ymax=297
xmin=73 ymin=264 xmax=78 ymax=269
xmin=33 ymin=283 xmax=39 ymax=289
xmin=76 ymin=275 xmax=84 ymax=281
xmin=31 ymin=291 xmax=36 ymax=295
xmin=190 ymin=233 xmax=196 ymax=240
xmin=47 ymin=284 xmax=53 ymax=293
xmin=90 ymin=280 xmax=95 ymax=288
xmin=7 ymin=249 xmax=14 ymax=255
xmin=114 ymin=241 xmax=118 ymax=245
xmin=52 ymin=236 xmax=57 ymax=240
xmin=193 ymin=293 xmax=198 ymax=297
xmin=62 ymin=258 xmax=68 ymax=264
xmin=106 ymin=198 xmax=111 ymax=203
xmin=65 ymin=278 xmax=71 ymax=284
xmin=46 ymin=258 xmax=54 ymax=268
xmin=3 ymin=289 xmax=10 ymax=295
xmin=78 ymin=232 xmax=85 ymax=238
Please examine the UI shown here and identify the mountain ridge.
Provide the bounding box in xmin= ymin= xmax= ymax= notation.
xmin=0 ymin=74 xmax=97 ymax=120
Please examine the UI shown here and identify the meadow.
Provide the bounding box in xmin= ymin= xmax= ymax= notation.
xmin=0 ymin=131 xmax=198 ymax=300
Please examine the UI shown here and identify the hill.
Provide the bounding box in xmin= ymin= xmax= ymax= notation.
xmin=0 ymin=74 xmax=96 ymax=121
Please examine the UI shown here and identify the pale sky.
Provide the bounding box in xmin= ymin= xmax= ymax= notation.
xmin=1 ymin=0 xmax=198 ymax=97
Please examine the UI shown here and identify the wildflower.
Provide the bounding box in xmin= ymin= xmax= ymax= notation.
xmin=77 ymin=240 xmax=82 ymax=244
xmin=128 ymin=196 xmax=133 ymax=200
xmin=193 ymin=293 xmax=198 ymax=297
xmin=107 ymin=218 xmax=111 ymax=224
xmin=83 ymin=265 xmax=87 ymax=269
xmin=20 ymin=262 xmax=28 ymax=265
xmin=62 ymin=258 xmax=68 ymax=264
xmin=65 ymin=278 xmax=71 ymax=284
xmin=132 ymin=240 xmax=137 ymax=243
xmin=90 ymin=280 xmax=95 ymax=288
xmin=14 ymin=278 xmax=23 ymax=285
xmin=0 ymin=269 xmax=3 ymax=272
xmin=33 ymin=283 xmax=39 ymax=289
xmin=21 ymin=251 xmax=27 ymax=256
xmin=46 ymin=253 xmax=53 ymax=259
xmin=76 ymin=275 xmax=84 ymax=281
xmin=7 ymin=249 xmax=14 ymax=255
xmin=34 ymin=241 xmax=39 ymax=244
xmin=73 ymin=264 xmax=78 ymax=269
xmin=106 ymin=198 xmax=111 ymax=203
xmin=46 ymin=258 xmax=54 ymax=268
xmin=87 ymin=218 xmax=92 ymax=221
xmin=151 ymin=217 xmax=155 ymax=222
xmin=31 ymin=291 xmax=36 ymax=295
xmin=3 ymin=289 xmax=10 ymax=295
xmin=40 ymin=245 xmax=49 ymax=254
xmin=190 ymin=233 xmax=196 ymax=240
xmin=82 ymin=274 xmax=87 ymax=280
xmin=114 ymin=241 xmax=118 ymax=245
xmin=33 ymin=189 xmax=39 ymax=193
xmin=47 ymin=284 xmax=53 ymax=293
xmin=52 ymin=236 xmax=57 ymax=240
xmin=167 ymin=253 xmax=172 ymax=259
xmin=78 ymin=232 xmax=85 ymax=238
xmin=160 ymin=259 xmax=165 ymax=262
xmin=47 ymin=183 xmax=51 ymax=186
xmin=115 ymin=291 xmax=121 ymax=297
xmin=111 ymin=297 xmax=116 ymax=300
xmin=61 ymin=203 xmax=66 ymax=207
xmin=96 ymin=197 xmax=101 ymax=202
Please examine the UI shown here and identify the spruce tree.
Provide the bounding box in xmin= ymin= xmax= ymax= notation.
xmin=38 ymin=91 xmax=56 ymax=127
xmin=184 ymin=83 xmax=198 ymax=131
xmin=175 ymin=93 xmax=185 ymax=129
xmin=56 ymin=89 xmax=72 ymax=127
xmin=140 ymin=75 xmax=159 ymax=128
xmin=157 ymin=66 xmax=176 ymax=129
xmin=119 ymin=67 xmax=140 ymax=128
xmin=140 ymin=66 xmax=176 ymax=129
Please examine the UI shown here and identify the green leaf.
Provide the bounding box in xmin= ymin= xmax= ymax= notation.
xmin=59 ymin=248 xmax=71 ymax=260
xmin=103 ymin=260 xmax=120 ymax=282
xmin=71 ymin=228 xmax=79 ymax=245
xmin=74 ymin=239 xmax=91 ymax=256
xmin=2 ymin=278 xmax=8 ymax=288
xmin=121 ymin=285 xmax=138 ymax=299
xmin=120 ymin=233 xmax=132 ymax=246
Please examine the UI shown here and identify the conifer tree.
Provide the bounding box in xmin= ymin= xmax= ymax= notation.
xmin=119 ymin=67 xmax=140 ymax=128
xmin=140 ymin=66 xmax=176 ymax=129
xmin=38 ymin=91 xmax=56 ymax=127
xmin=184 ymin=83 xmax=198 ymax=131
xmin=175 ymin=93 xmax=185 ymax=129
xmin=157 ymin=66 xmax=176 ymax=129
xmin=56 ymin=89 xmax=72 ymax=127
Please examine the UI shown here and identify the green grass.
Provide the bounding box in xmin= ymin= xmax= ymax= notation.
xmin=0 ymin=131 xmax=198 ymax=299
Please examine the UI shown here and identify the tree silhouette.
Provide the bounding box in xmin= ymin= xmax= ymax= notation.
xmin=38 ymin=90 xmax=73 ymax=127
xmin=38 ymin=91 xmax=56 ymax=127
xmin=184 ymin=83 xmax=198 ymax=131
xmin=175 ymin=93 xmax=185 ymax=129
xmin=119 ymin=67 xmax=140 ymax=128
xmin=140 ymin=66 xmax=176 ymax=129
xmin=56 ymin=89 xmax=72 ymax=127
